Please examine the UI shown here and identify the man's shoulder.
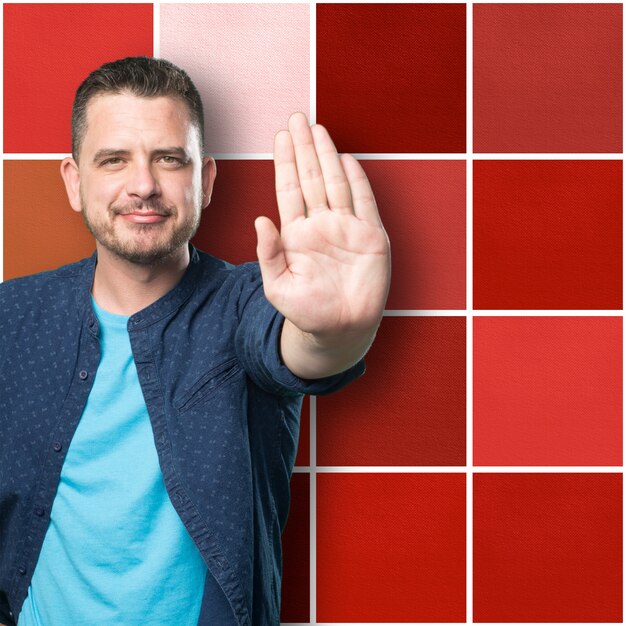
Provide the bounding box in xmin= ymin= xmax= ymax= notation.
xmin=193 ymin=248 xmax=262 ymax=288
xmin=0 ymin=255 xmax=92 ymax=302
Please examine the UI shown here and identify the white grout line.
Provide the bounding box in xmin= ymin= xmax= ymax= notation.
xmin=384 ymin=310 xmax=624 ymax=316
xmin=4 ymin=152 xmax=622 ymax=161
xmin=621 ymin=7 xmax=626 ymax=620
xmin=310 ymin=5 xmax=317 ymax=622
xmin=282 ymin=623 xmax=625 ymax=626
xmin=306 ymin=466 xmax=623 ymax=473
xmin=153 ymin=0 xmax=160 ymax=58
xmin=159 ymin=0 xmax=309 ymax=3
xmin=309 ymin=0 xmax=316 ymax=126
xmin=309 ymin=395 xmax=316 ymax=624
xmin=0 ymin=0 xmax=4 ymax=283
xmin=466 ymin=2 xmax=473 ymax=621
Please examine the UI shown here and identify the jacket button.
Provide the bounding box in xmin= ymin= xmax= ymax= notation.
xmin=53 ymin=442 xmax=62 ymax=452
xmin=18 ymin=566 xmax=26 ymax=575
xmin=79 ymin=370 xmax=88 ymax=380
xmin=34 ymin=507 xmax=44 ymax=517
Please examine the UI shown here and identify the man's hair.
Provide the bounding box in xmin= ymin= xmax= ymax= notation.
xmin=71 ymin=56 xmax=204 ymax=161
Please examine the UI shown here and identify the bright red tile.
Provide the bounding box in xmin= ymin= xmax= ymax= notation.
xmin=474 ymin=4 xmax=622 ymax=153
xmin=474 ymin=317 xmax=622 ymax=466
xmin=474 ymin=160 xmax=622 ymax=310
xmin=316 ymin=4 xmax=466 ymax=153
xmin=317 ymin=473 xmax=466 ymax=622
xmin=281 ymin=473 xmax=309 ymax=623
xmin=474 ymin=473 xmax=622 ymax=622
xmin=317 ymin=317 xmax=466 ymax=466
xmin=4 ymin=4 xmax=153 ymax=153
xmin=361 ymin=161 xmax=465 ymax=310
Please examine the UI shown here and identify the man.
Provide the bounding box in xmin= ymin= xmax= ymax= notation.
xmin=0 ymin=57 xmax=390 ymax=625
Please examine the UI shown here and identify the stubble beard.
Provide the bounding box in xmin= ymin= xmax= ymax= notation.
xmin=81 ymin=195 xmax=202 ymax=266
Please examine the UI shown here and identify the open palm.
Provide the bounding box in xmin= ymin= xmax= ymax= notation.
xmin=255 ymin=113 xmax=391 ymax=336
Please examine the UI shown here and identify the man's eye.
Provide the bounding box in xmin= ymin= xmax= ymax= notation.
xmin=159 ymin=156 xmax=183 ymax=166
xmin=101 ymin=158 xmax=123 ymax=166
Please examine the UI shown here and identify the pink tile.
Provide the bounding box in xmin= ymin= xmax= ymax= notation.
xmin=160 ymin=3 xmax=310 ymax=154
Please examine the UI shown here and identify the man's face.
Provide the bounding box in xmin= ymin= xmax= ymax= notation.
xmin=62 ymin=92 xmax=215 ymax=265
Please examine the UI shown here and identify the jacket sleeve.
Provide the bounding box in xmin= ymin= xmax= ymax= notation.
xmin=233 ymin=263 xmax=366 ymax=397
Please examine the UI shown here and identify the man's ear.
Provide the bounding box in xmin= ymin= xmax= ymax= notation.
xmin=60 ymin=157 xmax=82 ymax=214
xmin=201 ymin=156 xmax=217 ymax=210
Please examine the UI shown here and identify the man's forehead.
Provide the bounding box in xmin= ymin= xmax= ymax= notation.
xmin=81 ymin=92 xmax=200 ymax=153
xmin=85 ymin=92 xmax=192 ymax=125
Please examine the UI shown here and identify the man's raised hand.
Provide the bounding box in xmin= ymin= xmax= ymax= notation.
xmin=254 ymin=112 xmax=391 ymax=350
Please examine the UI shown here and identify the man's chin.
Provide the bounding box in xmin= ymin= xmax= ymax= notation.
xmin=99 ymin=240 xmax=186 ymax=266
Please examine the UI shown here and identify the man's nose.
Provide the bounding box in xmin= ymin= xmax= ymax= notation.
xmin=125 ymin=162 xmax=161 ymax=200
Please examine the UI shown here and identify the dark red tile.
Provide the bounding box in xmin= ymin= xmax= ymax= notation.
xmin=295 ymin=397 xmax=310 ymax=468
xmin=4 ymin=4 xmax=153 ymax=153
xmin=474 ymin=160 xmax=622 ymax=310
xmin=281 ymin=473 xmax=309 ymax=623
xmin=474 ymin=4 xmax=622 ymax=153
xmin=474 ymin=317 xmax=622 ymax=466
xmin=474 ymin=473 xmax=622 ymax=622
xmin=317 ymin=317 xmax=466 ymax=466
xmin=193 ymin=161 xmax=275 ymax=266
xmin=317 ymin=473 xmax=466 ymax=622
xmin=316 ymin=3 xmax=466 ymax=153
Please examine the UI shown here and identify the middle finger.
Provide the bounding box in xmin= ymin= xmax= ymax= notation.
xmin=288 ymin=112 xmax=328 ymax=216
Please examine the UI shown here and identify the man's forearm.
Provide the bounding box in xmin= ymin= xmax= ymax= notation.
xmin=279 ymin=317 xmax=378 ymax=380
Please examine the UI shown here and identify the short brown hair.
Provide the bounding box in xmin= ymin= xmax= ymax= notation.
xmin=71 ymin=56 xmax=204 ymax=160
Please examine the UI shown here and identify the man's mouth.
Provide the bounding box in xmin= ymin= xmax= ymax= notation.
xmin=120 ymin=212 xmax=169 ymax=224
xmin=114 ymin=206 xmax=173 ymax=224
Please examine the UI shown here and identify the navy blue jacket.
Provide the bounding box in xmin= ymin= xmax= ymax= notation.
xmin=0 ymin=245 xmax=365 ymax=625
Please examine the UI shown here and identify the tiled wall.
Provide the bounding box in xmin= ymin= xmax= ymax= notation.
xmin=2 ymin=2 xmax=623 ymax=624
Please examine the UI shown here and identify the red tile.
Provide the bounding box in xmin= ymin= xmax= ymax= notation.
xmin=361 ymin=161 xmax=465 ymax=310
xmin=317 ymin=317 xmax=466 ymax=466
xmin=295 ymin=397 xmax=310 ymax=467
xmin=474 ymin=4 xmax=622 ymax=153
xmin=317 ymin=473 xmax=466 ymax=622
xmin=4 ymin=4 xmax=153 ymax=153
xmin=474 ymin=160 xmax=622 ymax=310
xmin=193 ymin=161 xmax=276 ymax=266
xmin=474 ymin=473 xmax=622 ymax=622
xmin=316 ymin=4 xmax=466 ymax=153
xmin=281 ymin=473 xmax=309 ymax=623
xmin=474 ymin=317 xmax=622 ymax=467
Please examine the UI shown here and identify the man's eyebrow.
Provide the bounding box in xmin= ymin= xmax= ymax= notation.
xmin=92 ymin=149 xmax=130 ymax=163
xmin=152 ymin=147 xmax=191 ymax=161
xmin=92 ymin=147 xmax=192 ymax=164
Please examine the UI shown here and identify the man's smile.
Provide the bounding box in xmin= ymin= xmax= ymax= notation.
xmin=119 ymin=211 xmax=170 ymax=224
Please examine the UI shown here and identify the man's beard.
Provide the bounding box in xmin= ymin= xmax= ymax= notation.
xmin=80 ymin=196 xmax=201 ymax=265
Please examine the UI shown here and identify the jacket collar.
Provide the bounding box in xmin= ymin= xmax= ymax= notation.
xmin=77 ymin=242 xmax=203 ymax=331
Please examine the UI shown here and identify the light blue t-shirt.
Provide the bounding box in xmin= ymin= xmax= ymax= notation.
xmin=18 ymin=298 xmax=208 ymax=625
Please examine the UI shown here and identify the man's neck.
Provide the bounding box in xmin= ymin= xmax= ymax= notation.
xmin=91 ymin=244 xmax=190 ymax=316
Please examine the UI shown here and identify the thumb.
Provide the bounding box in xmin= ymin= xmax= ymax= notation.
xmin=254 ymin=216 xmax=288 ymax=288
